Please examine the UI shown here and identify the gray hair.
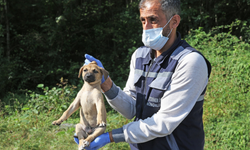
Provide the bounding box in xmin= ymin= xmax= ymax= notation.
xmin=139 ymin=0 xmax=181 ymax=20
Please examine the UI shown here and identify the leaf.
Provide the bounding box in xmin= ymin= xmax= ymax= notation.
xmin=21 ymin=107 xmax=30 ymax=110
xmin=33 ymin=109 xmax=38 ymax=114
xmin=37 ymin=84 xmax=44 ymax=88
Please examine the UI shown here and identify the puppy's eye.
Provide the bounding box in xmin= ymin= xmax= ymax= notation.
xmin=93 ymin=69 xmax=98 ymax=73
xmin=84 ymin=69 xmax=88 ymax=72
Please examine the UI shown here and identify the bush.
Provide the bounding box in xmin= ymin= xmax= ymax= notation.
xmin=21 ymin=78 xmax=79 ymax=116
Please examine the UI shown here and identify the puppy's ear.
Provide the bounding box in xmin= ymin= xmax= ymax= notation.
xmin=100 ymin=68 xmax=109 ymax=80
xmin=78 ymin=66 xmax=84 ymax=78
xmin=91 ymin=61 xmax=97 ymax=65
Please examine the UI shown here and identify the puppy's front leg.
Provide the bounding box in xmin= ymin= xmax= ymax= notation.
xmin=96 ymin=97 xmax=107 ymax=127
xmin=52 ymin=94 xmax=81 ymax=125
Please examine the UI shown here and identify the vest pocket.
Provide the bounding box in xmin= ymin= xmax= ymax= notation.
xmin=148 ymin=72 xmax=173 ymax=90
xmin=142 ymin=74 xmax=173 ymax=118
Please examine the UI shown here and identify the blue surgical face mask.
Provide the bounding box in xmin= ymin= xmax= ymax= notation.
xmin=142 ymin=16 xmax=173 ymax=50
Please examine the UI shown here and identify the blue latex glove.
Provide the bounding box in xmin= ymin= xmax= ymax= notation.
xmin=74 ymin=133 xmax=110 ymax=150
xmin=85 ymin=132 xmax=111 ymax=150
xmin=84 ymin=54 xmax=107 ymax=83
xmin=74 ymin=133 xmax=79 ymax=145
xmin=84 ymin=54 xmax=104 ymax=68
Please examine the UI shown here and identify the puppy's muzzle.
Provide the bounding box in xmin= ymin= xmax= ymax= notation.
xmin=84 ymin=73 xmax=95 ymax=83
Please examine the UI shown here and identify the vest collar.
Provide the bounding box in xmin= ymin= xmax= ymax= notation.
xmin=154 ymin=31 xmax=182 ymax=65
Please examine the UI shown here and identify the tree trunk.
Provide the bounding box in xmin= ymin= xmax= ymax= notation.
xmin=4 ymin=0 xmax=10 ymax=61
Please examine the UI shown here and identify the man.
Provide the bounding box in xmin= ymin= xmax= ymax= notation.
xmin=75 ymin=0 xmax=211 ymax=149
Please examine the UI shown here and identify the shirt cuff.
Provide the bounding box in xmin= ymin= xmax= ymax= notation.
xmin=104 ymin=82 xmax=119 ymax=99
xmin=112 ymin=127 xmax=125 ymax=143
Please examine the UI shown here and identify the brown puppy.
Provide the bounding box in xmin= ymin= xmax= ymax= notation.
xmin=52 ymin=61 xmax=108 ymax=150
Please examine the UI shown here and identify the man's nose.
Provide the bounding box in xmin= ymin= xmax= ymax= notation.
xmin=144 ymin=20 xmax=153 ymax=30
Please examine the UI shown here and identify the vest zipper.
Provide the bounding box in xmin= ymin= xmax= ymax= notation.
xmin=142 ymin=59 xmax=155 ymax=110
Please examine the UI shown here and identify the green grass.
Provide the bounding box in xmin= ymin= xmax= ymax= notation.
xmin=1 ymin=28 xmax=250 ymax=149
xmin=0 ymin=110 xmax=132 ymax=150
xmin=0 ymin=82 xmax=132 ymax=150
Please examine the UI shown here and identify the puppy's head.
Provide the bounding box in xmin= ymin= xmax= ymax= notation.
xmin=78 ymin=61 xmax=109 ymax=84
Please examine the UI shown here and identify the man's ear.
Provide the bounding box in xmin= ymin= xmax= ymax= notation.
xmin=171 ymin=14 xmax=181 ymax=29
xmin=78 ymin=66 xmax=84 ymax=78
xmin=100 ymin=68 xmax=109 ymax=80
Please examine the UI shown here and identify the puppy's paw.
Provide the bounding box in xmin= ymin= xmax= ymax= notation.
xmin=78 ymin=139 xmax=85 ymax=150
xmin=83 ymin=140 xmax=90 ymax=147
xmin=52 ymin=120 xmax=62 ymax=126
xmin=78 ymin=140 xmax=89 ymax=150
xmin=98 ymin=121 xmax=106 ymax=127
xmin=78 ymin=145 xmax=85 ymax=150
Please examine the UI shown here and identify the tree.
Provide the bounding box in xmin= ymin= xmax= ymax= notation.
xmin=0 ymin=0 xmax=250 ymax=100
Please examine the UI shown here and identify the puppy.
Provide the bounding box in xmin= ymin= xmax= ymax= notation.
xmin=52 ymin=61 xmax=108 ymax=150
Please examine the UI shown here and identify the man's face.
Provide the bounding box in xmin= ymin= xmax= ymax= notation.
xmin=140 ymin=1 xmax=167 ymax=30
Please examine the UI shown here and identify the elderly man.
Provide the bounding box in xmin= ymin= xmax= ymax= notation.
xmin=76 ymin=0 xmax=211 ymax=149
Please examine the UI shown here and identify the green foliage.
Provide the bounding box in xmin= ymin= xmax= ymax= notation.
xmin=0 ymin=112 xmax=79 ymax=150
xmin=22 ymin=78 xmax=80 ymax=116
xmin=180 ymin=0 xmax=250 ymax=37
xmin=0 ymin=0 xmax=250 ymax=149
xmin=185 ymin=24 xmax=250 ymax=149
xmin=0 ymin=92 xmax=25 ymax=116
xmin=1 ymin=26 xmax=249 ymax=149
xmin=1 ymin=0 xmax=250 ymax=103
xmin=0 ymin=0 xmax=142 ymax=100
xmin=0 ymin=109 xmax=131 ymax=150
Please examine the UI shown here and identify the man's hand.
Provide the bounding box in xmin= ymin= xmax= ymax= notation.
xmin=84 ymin=54 xmax=107 ymax=83
xmin=74 ymin=132 xmax=111 ymax=150
xmin=84 ymin=54 xmax=104 ymax=68
xmin=85 ymin=132 xmax=111 ymax=150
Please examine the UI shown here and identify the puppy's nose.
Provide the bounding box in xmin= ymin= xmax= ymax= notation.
xmin=84 ymin=73 xmax=95 ymax=83
xmin=86 ymin=74 xmax=91 ymax=78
